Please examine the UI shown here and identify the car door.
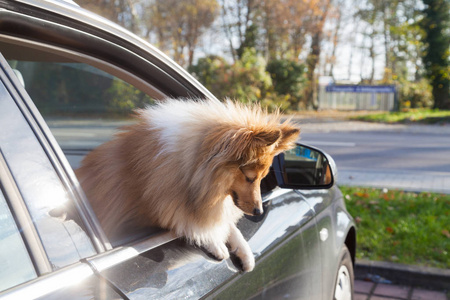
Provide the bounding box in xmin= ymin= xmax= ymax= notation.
xmin=83 ymin=188 xmax=323 ymax=300
xmin=0 ymin=2 xmax=327 ymax=298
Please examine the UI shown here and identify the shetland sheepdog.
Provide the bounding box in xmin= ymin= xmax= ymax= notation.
xmin=76 ymin=98 xmax=300 ymax=272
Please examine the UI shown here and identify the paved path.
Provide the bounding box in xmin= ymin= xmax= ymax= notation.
xmin=338 ymin=169 xmax=450 ymax=194
xmin=355 ymin=280 xmax=449 ymax=300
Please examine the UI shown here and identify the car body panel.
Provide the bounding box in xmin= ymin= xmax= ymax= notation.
xmin=94 ymin=189 xmax=321 ymax=300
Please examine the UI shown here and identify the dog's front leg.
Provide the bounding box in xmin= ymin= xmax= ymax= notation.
xmin=203 ymin=238 xmax=230 ymax=261
xmin=227 ymin=223 xmax=255 ymax=272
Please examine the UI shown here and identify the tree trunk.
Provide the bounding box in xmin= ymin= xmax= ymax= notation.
xmin=328 ymin=8 xmax=342 ymax=78
xmin=304 ymin=0 xmax=332 ymax=110
xmin=305 ymin=32 xmax=322 ymax=109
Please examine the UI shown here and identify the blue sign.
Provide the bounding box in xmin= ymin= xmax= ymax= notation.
xmin=325 ymin=85 xmax=395 ymax=93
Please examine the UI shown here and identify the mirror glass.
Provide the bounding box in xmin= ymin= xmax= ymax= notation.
xmin=281 ymin=144 xmax=333 ymax=187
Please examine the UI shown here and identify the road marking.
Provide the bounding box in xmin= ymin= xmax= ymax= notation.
xmin=302 ymin=141 xmax=356 ymax=147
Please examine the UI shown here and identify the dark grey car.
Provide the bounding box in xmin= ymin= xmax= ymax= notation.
xmin=0 ymin=0 xmax=356 ymax=299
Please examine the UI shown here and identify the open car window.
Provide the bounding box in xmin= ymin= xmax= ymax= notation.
xmin=4 ymin=45 xmax=156 ymax=170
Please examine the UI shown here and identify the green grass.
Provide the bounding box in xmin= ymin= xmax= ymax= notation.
xmin=351 ymin=109 xmax=450 ymax=124
xmin=341 ymin=186 xmax=450 ymax=269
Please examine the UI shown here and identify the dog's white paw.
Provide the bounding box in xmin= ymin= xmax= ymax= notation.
xmin=227 ymin=224 xmax=255 ymax=272
xmin=231 ymin=245 xmax=255 ymax=272
xmin=204 ymin=241 xmax=230 ymax=261
xmin=240 ymin=250 xmax=255 ymax=272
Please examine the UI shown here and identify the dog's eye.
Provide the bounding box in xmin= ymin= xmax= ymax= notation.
xmin=245 ymin=176 xmax=256 ymax=184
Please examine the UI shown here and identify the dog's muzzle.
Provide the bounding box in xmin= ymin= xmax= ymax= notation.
xmin=253 ymin=208 xmax=262 ymax=216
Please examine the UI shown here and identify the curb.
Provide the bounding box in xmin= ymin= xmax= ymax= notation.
xmin=355 ymin=260 xmax=450 ymax=290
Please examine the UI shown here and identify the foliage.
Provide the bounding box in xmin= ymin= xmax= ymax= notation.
xmin=236 ymin=24 xmax=259 ymax=60
xmin=351 ymin=108 xmax=450 ymax=124
xmin=266 ymin=59 xmax=307 ymax=109
xmin=76 ymin=0 xmax=137 ymax=31
xmin=190 ymin=50 xmax=310 ymax=111
xmin=92 ymin=0 xmax=219 ymax=68
xmin=105 ymin=78 xmax=155 ymax=113
xmin=398 ymin=78 xmax=433 ymax=109
xmin=420 ymin=0 xmax=450 ymax=109
xmin=189 ymin=48 xmax=273 ymax=104
xmin=18 ymin=61 xmax=153 ymax=116
xmin=77 ymin=0 xmax=449 ymax=112
xmin=232 ymin=48 xmax=273 ymax=103
xmin=341 ymin=186 xmax=450 ymax=269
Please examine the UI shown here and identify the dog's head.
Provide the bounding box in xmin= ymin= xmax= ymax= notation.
xmin=189 ymin=102 xmax=300 ymax=217
xmin=224 ymin=123 xmax=300 ymax=216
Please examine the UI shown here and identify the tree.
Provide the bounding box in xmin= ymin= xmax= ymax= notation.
xmin=144 ymin=0 xmax=219 ymax=68
xmin=77 ymin=0 xmax=139 ymax=32
xmin=189 ymin=49 xmax=272 ymax=104
xmin=266 ymin=59 xmax=306 ymax=108
xmin=420 ymin=0 xmax=450 ymax=109
xmin=219 ymin=0 xmax=261 ymax=62
xmin=303 ymin=0 xmax=332 ymax=109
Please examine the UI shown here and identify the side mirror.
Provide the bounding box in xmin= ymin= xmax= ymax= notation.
xmin=273 ymin=144 xmax=336 ymax=189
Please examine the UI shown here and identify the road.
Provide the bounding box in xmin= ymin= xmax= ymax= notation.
xmin=301 ymin=129 xmax=450 ymax=173
xmin=296 ymin=119 xmax=450 ymax=193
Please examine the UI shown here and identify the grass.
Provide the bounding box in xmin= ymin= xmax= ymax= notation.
xmin=351 ymin=109 xmax=450 ymax=124
xmin=341 ymin=186 xmax=450 ymax=269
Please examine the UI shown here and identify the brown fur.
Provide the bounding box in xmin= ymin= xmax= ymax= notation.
xmin=76 ymin=99 xmax=300 ymax=262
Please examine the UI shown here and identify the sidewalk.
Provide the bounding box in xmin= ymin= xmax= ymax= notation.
xmin=338 ymin=168 xmax=450 ymax=194
xmin=354 ymin=260 xmax=450 ymax=299
xmin=355 ymin=280 xmax=449 ymax=300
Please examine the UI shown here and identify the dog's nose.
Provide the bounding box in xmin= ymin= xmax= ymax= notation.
xmin=253 ymin=208 xmax=263 ymax=216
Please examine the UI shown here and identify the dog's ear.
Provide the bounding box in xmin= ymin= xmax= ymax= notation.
xmin=206 ymin=127 xmax=282 ymax=164
xmin=274 ymin=123 xmax=300 ymax=153
xmin=226 ymin=128 xmax=282 ymax=162
xmin=253 ymin=129 xmax=282 ymax=147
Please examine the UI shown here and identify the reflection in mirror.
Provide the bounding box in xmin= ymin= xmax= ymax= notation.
xmin=281 ymin=144 xmax=333 ymax=187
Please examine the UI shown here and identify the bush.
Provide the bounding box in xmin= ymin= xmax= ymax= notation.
xmin=398 ymin=78 xmax=433 ymax=109
xmin=190 ymin=50 xmax=310 ymax=112
xmin=189 ymin=48 xmax=273 ymax=105
xmin=266 ymin=59 xmax=307 ymax=109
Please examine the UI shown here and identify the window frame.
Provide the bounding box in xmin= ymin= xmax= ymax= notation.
xmin=0 ymin=151 xmax=51 ymax=277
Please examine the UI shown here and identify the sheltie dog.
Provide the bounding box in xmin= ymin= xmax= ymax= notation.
xmin=76 ymin=98 xmax=300 ymax=272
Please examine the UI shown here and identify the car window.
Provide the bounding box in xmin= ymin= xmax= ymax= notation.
xmin=0 ymin=65 xmax=97 ymax=269
xmin=0 ymin=187 xmax=37 ymax=291
xmin=7 ymin=59 xmax=155 ymax=169
xmin=2 ymin=40 xmax=163 ymax=247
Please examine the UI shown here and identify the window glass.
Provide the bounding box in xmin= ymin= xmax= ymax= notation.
xmin=0 ymin=74 xmax=96 ymax=269
xmin=8 ymin=59 xmax=155 ymax=168
xmin=0 ymin=187 xmax=37 ymax=291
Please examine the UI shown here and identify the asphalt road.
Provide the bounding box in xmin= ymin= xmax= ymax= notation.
xmin=301 ymin=129 xmax=450 ymax=173
xmin=295 ymin=119 xmax=450 ymax=193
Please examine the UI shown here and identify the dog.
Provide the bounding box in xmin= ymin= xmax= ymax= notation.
xmin=76 ymin=98 xmax=300 ymax=272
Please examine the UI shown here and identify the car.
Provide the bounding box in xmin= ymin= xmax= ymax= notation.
xmin=0 ymin=0 xmax=356 ymax=299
